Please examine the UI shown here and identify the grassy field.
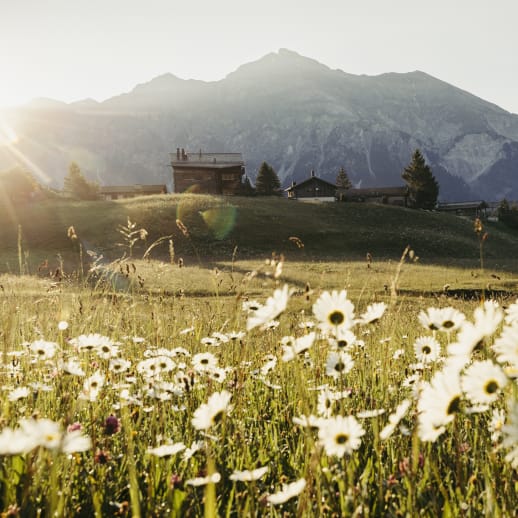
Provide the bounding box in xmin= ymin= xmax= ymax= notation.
xmin=1 ymin=196 xmax=518 ymax=516
xmin=1 ymin=194 xmax=518 ymax=275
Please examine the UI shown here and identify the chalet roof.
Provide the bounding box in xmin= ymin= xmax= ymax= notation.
xmin=171 ymin=152 xmax=244 ymax=169
xmin=285 ymin=175 xmax=336 ymax=192
xmin=437 ymin=200 xmax=487 ymax=210
xmin=345 ymin=186 xmax=408 ymax=197
xmin=99 ymin=184 xmax=166 ymax=194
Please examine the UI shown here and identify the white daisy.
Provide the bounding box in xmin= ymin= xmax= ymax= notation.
xmin=313 ymin=290 xmax=355 ymax=332
xmin=317 ymin=388 xmax=351 ymax=418
xmin=19 ymin=418 xmax=62 ymax=450
xmin=461 ymin=360 xmax=508 ymax=405
xmin=418 ymin=307 xmax=443 ymax=331
xmin=8 ymin=386 xmax=31 ymax=402
xmin=147 ymin=442 xmax=186 ymax=457
xmin=379 ymin=399 xmax=412 ymax=440
xmin=109 ymin=358 xmax=132 ymax=374
xmin=191 ymin=390 xmax=233 ymax=430
xmin=182 ymin=440 xmax=204 ymax=461
xmin=492 ymin=324 xmax=518 ymax=370
xmin=229 ymin=466 xmax=269 ymax=482
xmin=72 ymin=333 xmax=115 ymax=353
xmin=281 ymin=333 xmax=316 ymax=362
xmin=413 ymin=336 xmax=441 ymax=363
xmin=438 ymin=307 xmax=466 ymax=333
xmin=242 ymin=300 xmax=262 ymax=312
xmin=206 ymin=366 xmax=229 ymax=384
xmin=29 ymin=340 xmax=58 ymax=360
xmin=58 ymin=321 xmax=69 ymax=331
xmin=488 ymin=408 xmax=506 ymax=443
xmin=318 ymin=415 xmax=365 ymax=457
xmin=325 ymin=351 xmax=354 ymax=379
xmin=504 ymin=299 xmax=518 ymax=325
xmin=192 ymin=352 xmax=218 ymax=372
xmin=186 ymin=472 xmax=221 ymax=486
xmin=266 ymin=478 xmax=306 ymax=505
xmin=328 ymin=328 xmax=357 ymax=351
xmin=473 ymin=300 xmax=503 ymax=338
xmin=96 ymin=342 xmax=120 ymax=360
xmin=80 ymin=371 xmax=105 ymax=402
xmin=358 ymin=302 xmax=387 ymax=325
xmin=0 ymin=427 xmax=36 ymax=455
xmin=356 ymin=408 xmax=386 ymax=419
xmin=502 ymin=399 xmax=518 ymax=469
xmin=446 ymin=322 xmax=489 ymax=368
xmin=60 ymin=358 xmax=86 ymax=376
xmin=417 ymin=366 xmax=462 ymax=442
xmin=170 ymin=347 xmax=191 ymax=358
xmin=61 ymin=429 xmax=92 ymax=453
xmin=260 ymin=356 xmax=277 ymax=376
xmin=246 ymin=285 xmax=291 ymax=331
xmin=292 ymin=414 xmax=323 ymax=429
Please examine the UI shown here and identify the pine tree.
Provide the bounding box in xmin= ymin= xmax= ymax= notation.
xmin=63 ymin=162 xmax=99 ymax=200
xmin=241 ymin=175 xmax=256 ymax=196
xmin=255 ymin=161 xmax=281 ymax=195
xmin=336 ymin=167 xmax=352 ymax=190
xmin=401 ymin=149 xmax=439 ymax=209
xmin=0 ymin=167 xmax=38 ymax=202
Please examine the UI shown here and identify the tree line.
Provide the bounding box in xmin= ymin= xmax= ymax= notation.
xmin=0 ymin=162 xmax=99 ymax=202
xmin=0 ymin=150 xmax=445 ymax=211
xmin=251 ymin=149 xmax=440 ymax=209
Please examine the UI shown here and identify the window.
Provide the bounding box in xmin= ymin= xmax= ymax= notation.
xmin=222 ymin=173 xmax=235 ymax=181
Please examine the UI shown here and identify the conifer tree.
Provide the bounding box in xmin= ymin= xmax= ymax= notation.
xmin=63 ymin=162 xmax=99 ymax=200
xmin=336 ymin=167 xmax=352 ymax=190
xmin=401 ymin=149 xmax=439 ymax=209
xmin=255 ymin=161 xmax=281 ymax=195
xmin=0 ymin=167 xmax=38 ymax=202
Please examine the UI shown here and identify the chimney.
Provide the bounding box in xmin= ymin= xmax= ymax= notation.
xmin=176 ymin=148 xmax=180 ymax=160
xmin=181 ymin=148 xmax=186 ymax=160
xmin=311 ymin=169 xmax=315 ymax=178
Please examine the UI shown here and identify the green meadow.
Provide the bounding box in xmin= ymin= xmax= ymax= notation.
xmin=0 ymin=195 xmax=518 ymax=516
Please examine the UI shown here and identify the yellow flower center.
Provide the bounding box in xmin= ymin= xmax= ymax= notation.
xmin=329 ymin=311 xmax=345 ymax=326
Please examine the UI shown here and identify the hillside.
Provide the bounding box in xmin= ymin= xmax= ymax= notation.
xmin=1 ymin=195 xmax=517 ymax=274
xmin=2 ymin=50 xmax=518 ymax=200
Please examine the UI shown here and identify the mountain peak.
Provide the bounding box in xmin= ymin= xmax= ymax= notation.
xmin=225 ymin=48 xmax=331 ymax=82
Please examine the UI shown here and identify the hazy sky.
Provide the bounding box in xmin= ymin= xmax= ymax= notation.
xmin=1 ymin=0 xmax=517 ymax=113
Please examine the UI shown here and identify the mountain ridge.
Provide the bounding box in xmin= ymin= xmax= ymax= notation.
xmin=2 ymin=49 xmax=518 ymax=201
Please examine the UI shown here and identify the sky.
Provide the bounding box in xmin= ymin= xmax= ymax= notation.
xmin=1 ymin=0 xmax=517 ymax=113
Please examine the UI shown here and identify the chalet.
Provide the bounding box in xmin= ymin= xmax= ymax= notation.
xmin=170 ymin=148 xmax=245 ymax=195
xmin=285 ymin=171 xmax=336 ymax=202
xmin=437 ymin=200 xmax=488 ymax=218
xmin=339 ymin=186 xmax=409 ymax=206
xmin=99 ymin=184 xmax=167 ymax=200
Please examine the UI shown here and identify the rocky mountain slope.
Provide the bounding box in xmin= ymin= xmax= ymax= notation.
xmin=1 ymin=49 xmax=517 ymax=201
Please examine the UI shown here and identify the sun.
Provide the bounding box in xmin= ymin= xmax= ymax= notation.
xmin=0 ymin=120 xmax=19 ymax=145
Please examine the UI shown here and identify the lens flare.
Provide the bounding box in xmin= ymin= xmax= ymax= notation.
xmin=199 ymin=205 xmax=237 ymax=240
xmin=0 ymin=122 xmax=18 ymax=145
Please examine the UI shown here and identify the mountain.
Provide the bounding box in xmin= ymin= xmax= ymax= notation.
xmin=1 ymin=48 xmax=518 ymax=201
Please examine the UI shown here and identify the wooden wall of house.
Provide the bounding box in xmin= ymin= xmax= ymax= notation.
xmin=173 ymin=166 xmax=243 ymax=194
xmin=293 ymin=179 xmax=336 ymax=198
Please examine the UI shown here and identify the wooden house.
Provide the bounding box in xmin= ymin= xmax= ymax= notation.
xmin=284 ymin=171 xmax=337 ymax=202
xmin=437 ymin=200 xmax=488 ymax=218
xmin=99 ymin=184 xmax=167 ymax=200
xmin=339 ymin=186 xmax=409 ymax=206
xmin=170 ymin=148 xmax=245 ymax=195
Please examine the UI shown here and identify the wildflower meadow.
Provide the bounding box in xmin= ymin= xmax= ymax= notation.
xmin=0 ymin=231 xmax=518 ymax=517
